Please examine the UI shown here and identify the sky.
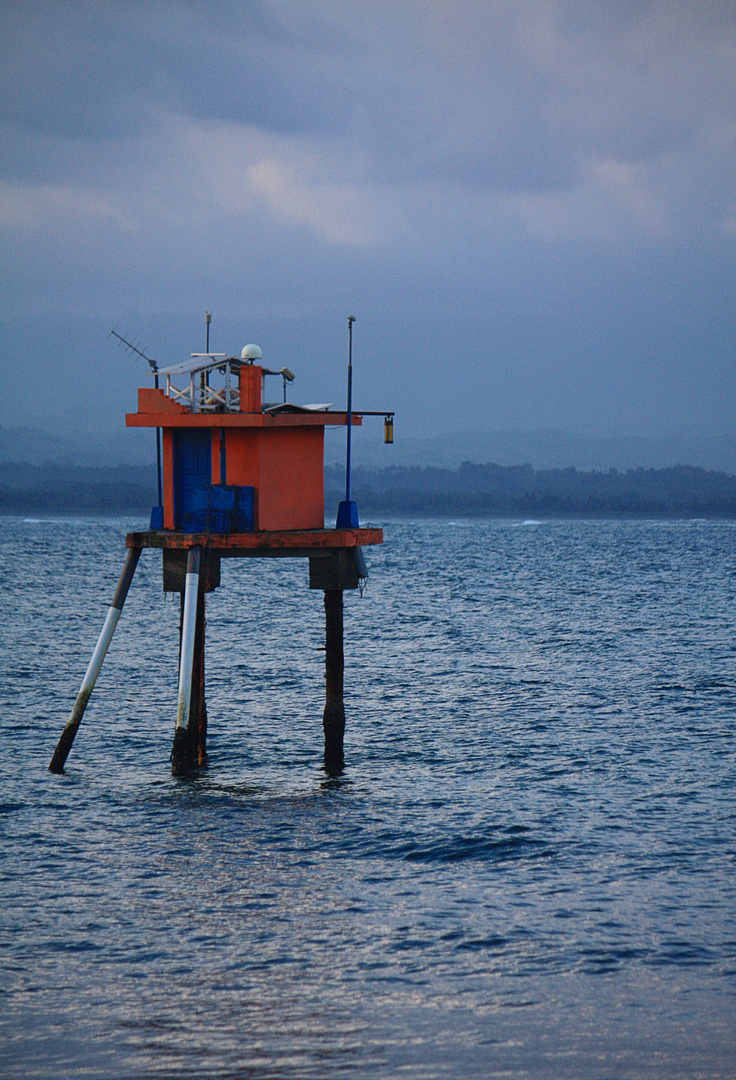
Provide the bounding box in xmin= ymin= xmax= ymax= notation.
xmin=1 ymin=1 xmax=734 ymax=463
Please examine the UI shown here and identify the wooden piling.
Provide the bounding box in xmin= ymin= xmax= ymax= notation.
xmin=49 ymin=546 xmax=141 ymax=773
xmin=323 ymin=589 xmax=345 ymax=772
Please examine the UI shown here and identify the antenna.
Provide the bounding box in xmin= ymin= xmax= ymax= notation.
xmin=109 ymin=328 xmax=158 ymax=373
xmin=335 ymin=316 xmax=360 ymax=531
xmin=109 ymin=327 xmax=163 ymax=518
xmin=345 ymin=315 xmax=355 ymax=504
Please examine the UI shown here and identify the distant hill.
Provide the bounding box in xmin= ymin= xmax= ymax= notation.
xmin=0 ymin=462 xmax=157 ymax=513
xmin=4 ymin=441 xmax=736 ymax=519
xmin=325 ymin=462 xmax=736 ymax=518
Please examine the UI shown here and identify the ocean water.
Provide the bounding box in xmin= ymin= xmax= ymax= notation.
xmin=1 ymin=514 xmax=735 ymax=1079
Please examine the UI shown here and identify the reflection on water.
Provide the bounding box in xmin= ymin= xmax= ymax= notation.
xmin=1 ymin=515 xmax=735 ymax=1078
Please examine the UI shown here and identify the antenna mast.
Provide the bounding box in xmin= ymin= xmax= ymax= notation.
xmin=345 ymin=315 xmax=355 ymax=504
xmin=335 ymin=316 xmax=360 ymax=530
xmin=109 ymin=328 xmax=163 ymax=517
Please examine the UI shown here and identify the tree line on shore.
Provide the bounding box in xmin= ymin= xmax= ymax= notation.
xmin=3 ymin=459 xmax=736 ymax=517
xmin=325 ymin=461 xmax=736 ymax=517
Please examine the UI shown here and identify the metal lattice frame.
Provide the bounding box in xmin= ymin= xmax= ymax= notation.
xmin=164 ymin=358 xmax=241 ymax=413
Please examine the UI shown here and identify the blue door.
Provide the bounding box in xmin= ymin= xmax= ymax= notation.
xmin=174 ymin=431 xmax=211 ymax=531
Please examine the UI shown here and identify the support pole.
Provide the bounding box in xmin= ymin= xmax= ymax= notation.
xmin=171 ymin=546 xmax=201 ymax=774
xmin=323 ymin=589 xmax=345 ymax=772
xmin=49 ymin=546 xmax=141 ymax=773
xmin=190 ymin=588 xmax=207 ymax=766
xmin=175 ymin=568 xmax=207 ymax=768
xmin=153 ymin=370 xmax=163 ymax=523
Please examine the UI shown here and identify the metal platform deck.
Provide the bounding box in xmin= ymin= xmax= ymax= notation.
xmin=125 ymin=527 xmax=383 ymax=557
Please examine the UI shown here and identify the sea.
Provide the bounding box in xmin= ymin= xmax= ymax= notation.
xmin=1 ymin=513 xmax=734 ymax=1079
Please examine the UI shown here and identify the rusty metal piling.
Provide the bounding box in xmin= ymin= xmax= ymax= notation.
xmin=323 ymin=589 xmax=345 ymax=772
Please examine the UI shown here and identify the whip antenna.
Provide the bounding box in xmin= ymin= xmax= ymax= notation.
xmin=336 ymin=315 xmax=360 ymax=532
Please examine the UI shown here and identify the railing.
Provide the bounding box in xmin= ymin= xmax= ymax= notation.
xmin=164 ymin=356 xmax=241 ymax=413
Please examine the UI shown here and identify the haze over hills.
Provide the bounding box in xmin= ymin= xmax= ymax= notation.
xmin=0 ymin=425 xmax=157 ymax=467
xmin=324 ymin=426 xmax=736 ymax=474
xmin=4 ymin=421 xmax=736 ymax=518
xmin=3 ymin=424 xmax=736 ymax=475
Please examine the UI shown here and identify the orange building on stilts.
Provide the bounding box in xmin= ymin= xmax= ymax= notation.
xmin=49 ymin=336 xmax=391 ymax=777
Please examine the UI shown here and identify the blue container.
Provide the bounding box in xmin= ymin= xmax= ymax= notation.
xmin=233 ymin=486 xmax=255 ymax=532
xmin=196 ymin=484 xmax=255 ymax=533
xmin=209 ymin=485 xmax=236 ymax=512
xmin=207 ymin=511 xmax=231 ymax=534
xmin=181 ymin=511 xmax=209 ymax=533
xmin=177 ymin=485 xmax=255 ymax=533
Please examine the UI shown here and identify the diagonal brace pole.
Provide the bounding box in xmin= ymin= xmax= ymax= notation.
xmin=49 ymin=546 xmax=141 ymax=773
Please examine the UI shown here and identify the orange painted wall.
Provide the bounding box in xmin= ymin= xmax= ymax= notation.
xmin=222 ymin=429 xmax=262 ymax=525
xmin=157 ymin=408 xmax=327 ymax=531
xmin=221 ymin=426 xmax=324 ymax=530
xmin=138 ymin=387 xmax=187 ymax=415
xmin=162 ymin=429 xmax=175 ymax=529
xmin=258 ymin=427 xmax=324 ymax=530
xmin=239 ymin=365 xmax=261 ymax=413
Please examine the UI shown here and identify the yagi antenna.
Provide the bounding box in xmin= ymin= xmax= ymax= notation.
xmin=109 ymin=326 xmax=163 ymax=513
xmin=109 ymin=327 xmax=159 ymax=373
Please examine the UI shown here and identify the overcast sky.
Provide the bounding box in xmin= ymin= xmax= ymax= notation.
xmin=1 ymin=1 xmax=734 ymax=454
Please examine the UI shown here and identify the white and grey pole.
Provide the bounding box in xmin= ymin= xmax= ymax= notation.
xmin=49 ymin=546 xmax=141 ymax=773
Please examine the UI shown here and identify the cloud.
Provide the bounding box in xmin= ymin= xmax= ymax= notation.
xmin=245 ymin=157 xmax=405 ymax=245
xmin=0 ymin=1 xmax=734 ymax=441
xmin=2 ymin=1 xmax=733 ymax=256
xmin=4 ymin=2 xmax=733 ymax=193
xmin=724 ymin=203 xmax=736 ymax=236
xmin=0 ymin=103 xmax=409 ymax=249
xmin=496 ymin=155 xmax=669 ymax=242
xmin=0 ymin=178 xmax=139 ymax=233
